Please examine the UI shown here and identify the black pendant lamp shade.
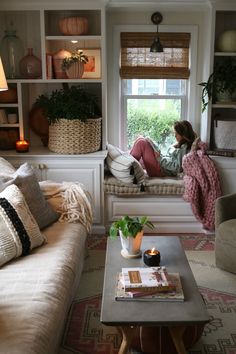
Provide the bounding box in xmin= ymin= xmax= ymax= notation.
xmin=150 ymin=12 xmax=163 ymax=53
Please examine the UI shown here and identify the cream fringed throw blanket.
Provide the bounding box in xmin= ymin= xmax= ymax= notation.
xmin=39 ymin=180 xmax=93 ymax=233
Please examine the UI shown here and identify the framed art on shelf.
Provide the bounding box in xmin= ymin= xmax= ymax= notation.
xmin=82 ymin=49 xmax=101 ymax=79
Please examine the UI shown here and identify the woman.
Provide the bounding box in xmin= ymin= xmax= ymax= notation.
xmin=130 ymin=120 xmax=197 ymax=177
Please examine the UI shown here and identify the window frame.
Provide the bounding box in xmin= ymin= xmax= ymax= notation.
xmin=111 ymin=24 xmax=198 ymax=149
xmin=122 ymin=82 xmax=188 ymax=149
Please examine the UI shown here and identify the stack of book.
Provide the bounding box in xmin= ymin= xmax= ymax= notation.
xmin=115 ymin=266 xmax=184 ymax=302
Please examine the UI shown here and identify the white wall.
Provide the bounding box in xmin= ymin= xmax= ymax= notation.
xmin=106 ymin=7 xmax=211 ymax=145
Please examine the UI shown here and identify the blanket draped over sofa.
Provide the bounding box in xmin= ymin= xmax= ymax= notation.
xmin=182 ymin=140 xmax=222 ymax=230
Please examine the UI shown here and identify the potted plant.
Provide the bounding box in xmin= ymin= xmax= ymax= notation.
xmin=109 ymin=215 xmax=154 ymax=258
xmin=61 ymin=49 xmax=88 ymax=79
xmin=33 ymin=84 xmax=102 ymax=154
xmin=199 ymin=57 xmax=236 ymax=112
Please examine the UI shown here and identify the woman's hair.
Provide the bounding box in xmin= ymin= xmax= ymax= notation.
xmin=173 ymin=120 xmax=197 ymax=149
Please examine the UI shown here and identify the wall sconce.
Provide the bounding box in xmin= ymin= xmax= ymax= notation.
xmin=0 ymin=57 xmax=8 ymax=91
xmin=150 ymin=12 xmax=164 ymax=53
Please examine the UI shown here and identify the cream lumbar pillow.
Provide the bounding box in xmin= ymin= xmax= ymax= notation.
xmin=0 ymin=184 xmax=46 ymax=267
xmin=106 ymin=143 xmax=145 ymax=184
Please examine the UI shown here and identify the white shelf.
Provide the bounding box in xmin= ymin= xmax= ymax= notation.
xmin=46 ymin=35 xmax=101 ymax=41
xmin=214 ymin=52 xmax=236 ymax=56
xmin=213 ymin=103 xmax=236 ymax=109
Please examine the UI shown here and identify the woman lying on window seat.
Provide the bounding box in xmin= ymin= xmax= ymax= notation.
xmin=130 ymin=120 xmax=197 ymax=177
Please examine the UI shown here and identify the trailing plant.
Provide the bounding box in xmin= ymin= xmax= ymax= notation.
xmin=199 ymin=57 xmax=236 ymax=112
xmin=33 ymin=84 xmax=101 ymax=124
xmin=109 ymin=215 xmax=154 ymax=238
xmin=61 ymin=50 xmax=88 ymax=71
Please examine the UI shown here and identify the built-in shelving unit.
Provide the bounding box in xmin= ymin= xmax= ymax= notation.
xmin=208 ymin=9 xmax=236 ymax=152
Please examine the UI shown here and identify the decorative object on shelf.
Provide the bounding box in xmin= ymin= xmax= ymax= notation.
xmin=0 ymin=27 xmax=24 ymax=79
xmin=0 ymin=109 xmax=8 ymax=124
xmin=15 ymin=139 xmax=29 ymax=152
xmin=109 ymin=215 xmax=154 ymax=259
xmin=150 ymin=11 xmax=163 ymax=53
xmin=143 ymin=248 xmax=161 ymax=266
xmin=61 ymin=50 xmax=88 ymax=79
xmin=7 ymin=113 xmax=18 ymax=124
xmin=82 ymin=49 xmax=101 ymax=79
xmin=217 ymin=30 xmax=236 ymax=52
xmin=46 ymin=53 xmax=53 ymax=79
xmin=33 ymin=85 xmax=102 ymax=154
xmin=19 ymin=48 xmax=42 ymax=79
xmin=58 ymin=16 xmax=89 ymax=35
xmin=0 ymin=86 xmax=17 ymax=103
xmin=0 ymin=57 xmax=8 ymax=91
xmin=199 ymin=57 xmax=236 ymax=112
xmin=0 ymin=128 xmax=19 ymax=150
xmin=52 ymin=49 xmax=71 ymax=79
xmin=29 ymin=106 xmax=49 ymax=146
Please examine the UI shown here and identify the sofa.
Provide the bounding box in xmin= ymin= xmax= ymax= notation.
xmin=0 ymin=157 xmax=92 ymax=354
xmin=215 ymin=193 xmax=236 ymax=274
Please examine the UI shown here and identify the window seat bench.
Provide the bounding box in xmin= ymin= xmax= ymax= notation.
xmin=104 ymin=175 xmax=203 ymax=234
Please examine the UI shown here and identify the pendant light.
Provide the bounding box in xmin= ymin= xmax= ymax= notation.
xmin=150 ymin=12 xmax=163 ymax=53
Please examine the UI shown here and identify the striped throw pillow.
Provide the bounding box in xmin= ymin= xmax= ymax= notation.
xmin=0 ymin=184 xmax=46 ymax=267
xmin=106 ymin=144 xmax=145 ymax=184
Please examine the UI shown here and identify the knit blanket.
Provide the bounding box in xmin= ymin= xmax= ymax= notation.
xmin=182 ymin=141 xmax=222 ymax=231
xmin=39 ymin=180 xmax=93 ymax=233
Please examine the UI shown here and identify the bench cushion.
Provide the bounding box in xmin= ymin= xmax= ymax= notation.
xmin=104 ymin=175 xmax=184 ymax=196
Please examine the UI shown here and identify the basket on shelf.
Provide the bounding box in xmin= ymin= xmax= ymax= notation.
xmin=48 ymin=118 xmax=102 ymax=154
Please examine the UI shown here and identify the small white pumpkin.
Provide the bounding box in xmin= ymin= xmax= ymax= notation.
xmin=59 ymin=17 xmax=89 ymax=35
xmin=217 ymin=30 xmax=236 ymax=52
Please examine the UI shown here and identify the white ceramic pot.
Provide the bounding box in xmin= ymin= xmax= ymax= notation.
xmin=119 ymin=230 xmax=143 ymax=258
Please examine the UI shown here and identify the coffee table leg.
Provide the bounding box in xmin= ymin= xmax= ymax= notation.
xmin=117 ymin=326 xmax=136 ymax=354
xmin=169 ymin=325 xmax=187 ymax=354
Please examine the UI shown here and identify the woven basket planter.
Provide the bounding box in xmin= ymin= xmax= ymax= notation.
xmin=48 ymin=118 xmax=102 ymax=154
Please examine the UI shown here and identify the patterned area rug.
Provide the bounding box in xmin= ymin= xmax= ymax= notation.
xmin=59 ymin=234 xmax=236 ymax=354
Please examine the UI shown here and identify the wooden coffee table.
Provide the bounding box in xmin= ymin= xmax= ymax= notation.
xmin=100 ymin=236 xmax=209 ymax=354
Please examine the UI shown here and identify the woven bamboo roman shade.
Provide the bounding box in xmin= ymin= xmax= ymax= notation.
xmin=120 ymin=32 xmax=190 ymax=79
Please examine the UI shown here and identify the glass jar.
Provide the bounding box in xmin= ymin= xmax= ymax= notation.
xmin=0 ymin=29 xmax=24 ymax=79
xmin=19 ymin=48 xmax=42 ymax=79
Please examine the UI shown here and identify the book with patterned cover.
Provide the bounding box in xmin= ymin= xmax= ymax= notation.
xmin=121 ymin=266 xmax=176 ymax=292
xmin=115 ymin=272 xmax=184 ymax=302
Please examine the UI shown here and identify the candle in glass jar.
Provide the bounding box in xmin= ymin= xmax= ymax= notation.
xmin=143 ymin=247 xmax=161 ymax=266
xmin=16 ymin=139 xmax=29 ymax=153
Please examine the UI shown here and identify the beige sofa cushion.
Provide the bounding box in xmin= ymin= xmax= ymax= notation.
xmin=0 ymin=184 xmax=46 ymax=267
xmin=104 ymin=175 xmax=184 ymax=195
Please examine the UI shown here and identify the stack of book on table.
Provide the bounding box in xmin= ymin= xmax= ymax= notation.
xmin=115 ymin=266 xmax=184 ymax=302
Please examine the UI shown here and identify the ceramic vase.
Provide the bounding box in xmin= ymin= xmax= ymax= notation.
xmin=19 ymin=48 xmax=42 ymax=79
xmin=119 ymin=230 xmax=143 ymax=258
xmin=53 ymin=49 xmax=71 ymax=79
xmin=66 ymin=61 xmax=84 ymax=79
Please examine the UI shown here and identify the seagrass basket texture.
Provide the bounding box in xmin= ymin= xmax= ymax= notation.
xmin=48 ymin=118 xmax=102 ymax=154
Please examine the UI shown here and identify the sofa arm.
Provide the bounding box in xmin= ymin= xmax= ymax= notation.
xmin=215 ymin=193 xmax=236 ymax=228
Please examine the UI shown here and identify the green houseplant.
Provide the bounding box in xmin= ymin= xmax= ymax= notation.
xmin=109 ymin=216 xmax=154 ymax=258
xmin=33 ymin=84 xmax=102 ymax=154
xmin=199 ymin=57 xmax=236 ymax=112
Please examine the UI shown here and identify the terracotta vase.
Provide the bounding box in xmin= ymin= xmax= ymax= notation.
xmin=19 ymin=48 xmax=42 ymax=79
xmin=53 ymin=49 xmax=71 ymax=79
xmin=66 ymin=61 xmax=84 ymax=79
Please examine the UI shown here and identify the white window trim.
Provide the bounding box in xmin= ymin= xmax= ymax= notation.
xmin=111 ymin=24 xmax=198 ymax=147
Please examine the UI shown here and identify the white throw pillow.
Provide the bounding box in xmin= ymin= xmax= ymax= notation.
xmin=106 ymin=143 xmax=145 ymax=184
xmin=0 ymin=184 xmax=46 ymax=267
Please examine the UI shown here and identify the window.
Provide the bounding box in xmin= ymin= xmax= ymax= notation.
xmin=120 ymin=31 xmax=190 ymax=151
xmin=122 ymin=79 xmax=187 ymax=152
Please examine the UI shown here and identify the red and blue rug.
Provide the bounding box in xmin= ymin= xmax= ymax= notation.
xmin=60 ymin=234 xmax=236 ymax=354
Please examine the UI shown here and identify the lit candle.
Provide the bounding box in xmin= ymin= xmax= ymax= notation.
xmin=143 ymin=247 xmax=161 ymax=266
xmin=16 ymin=139 xmax=29 ymax=153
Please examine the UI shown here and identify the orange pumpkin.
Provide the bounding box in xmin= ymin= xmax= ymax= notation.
xmin=59 ymin=16 xmax=89 ymax=35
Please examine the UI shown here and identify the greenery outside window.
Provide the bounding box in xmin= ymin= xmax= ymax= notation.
xmin=122 ymin=79 xmax=187 ymax=152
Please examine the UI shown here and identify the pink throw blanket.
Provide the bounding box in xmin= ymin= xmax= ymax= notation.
xmin=182 ymin=141 xmax=222 ymax=230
